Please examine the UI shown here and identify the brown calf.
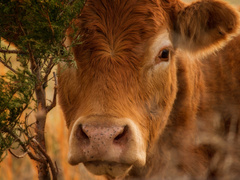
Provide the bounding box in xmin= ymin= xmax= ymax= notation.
xmin=58 ymin=0 xmax=240 ymax=179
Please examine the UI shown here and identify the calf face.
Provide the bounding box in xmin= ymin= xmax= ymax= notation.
xmin=58 ymin=0 xmax=239 ymax=178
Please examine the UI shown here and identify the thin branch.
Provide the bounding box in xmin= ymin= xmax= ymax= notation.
xmin=7 ymin=42 xmax=11 ymax=49
xmin=43 ymin=57 xmax=55 ymax=83
xmin=0 ymin=57 xmax=17 ymax=74
xmin=28 ymin=142 xmax=46 ymax=161
xmin=26 ymin=145 xmax=46 ymax=163
xmin=39 ymin=4 xmax=54 ymax=36
xmin=27 ymin=43 xmax=37 ymax=72
xmin=32 ymin=138 xmax=58 ymax=180
xmin=4 ymin=127 xmax=45 ymax=163
xmin=27 ymin=150 xmax=46 ymax=163
xmin=47 ymin=72 xmax=57 ymax=113
xmin=9 ymin=148 xmax=28 ymax=159
xmin=55 ymin=161 xmax=59 ymax=174
xmin=0 ymin=48 xmax=27 ymax=55
xmin=18 ymin=22 xmax=37 ymax=72
xmin=58 ymin=0 xmax=78 ymax=17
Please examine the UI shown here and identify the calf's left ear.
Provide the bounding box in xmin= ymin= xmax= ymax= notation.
xmin=172 ymin=0 xmax=240 ymax=55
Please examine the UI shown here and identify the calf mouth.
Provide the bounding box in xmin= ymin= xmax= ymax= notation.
xmin=84 ymin=161 xmax=133 ymax=178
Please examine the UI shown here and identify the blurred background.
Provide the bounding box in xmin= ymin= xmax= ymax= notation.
xmin=0 ymin=0 xmax=239 ymax=180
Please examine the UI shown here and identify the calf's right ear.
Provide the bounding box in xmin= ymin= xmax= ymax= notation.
xmin=172 ymin=0 xmax=240 ymax=55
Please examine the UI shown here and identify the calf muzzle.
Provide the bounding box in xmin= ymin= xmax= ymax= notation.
xmin=68 ymin=116 xmax=147 ymax=177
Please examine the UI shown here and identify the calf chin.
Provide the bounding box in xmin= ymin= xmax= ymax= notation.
xmin=67 ymin=116 xmax=147 ymax=177
xmin=84 ymin=162 xmax=132 ymax=178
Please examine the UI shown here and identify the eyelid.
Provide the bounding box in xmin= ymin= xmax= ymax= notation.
xmin=158 ymin=46 xmax=173 ymax=53
xmin=155 ymin=46 xmax=173 ymax=59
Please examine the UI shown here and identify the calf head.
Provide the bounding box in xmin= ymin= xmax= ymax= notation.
xmin=58 ymin=0 xmax=239 ymax=178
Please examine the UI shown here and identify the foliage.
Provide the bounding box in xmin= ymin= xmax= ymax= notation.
xmin=0 ymin=67 xmax=34 ymax=161
xmin=0 ymin=0 xmax=84 ymax=179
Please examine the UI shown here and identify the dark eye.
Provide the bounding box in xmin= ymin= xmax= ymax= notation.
xmin=156 ymin=49 xmax=170 ymax=64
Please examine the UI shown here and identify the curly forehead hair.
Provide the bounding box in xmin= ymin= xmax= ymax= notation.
xmin=72 ymin=0 xmax=172 ymax=67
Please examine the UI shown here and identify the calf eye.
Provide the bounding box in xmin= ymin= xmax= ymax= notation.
xmin=156 ymin=49 xmax=170 ymax=64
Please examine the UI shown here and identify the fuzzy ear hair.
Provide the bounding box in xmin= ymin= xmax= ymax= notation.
xmin=172 ymin=0 xmax=240 ymax=56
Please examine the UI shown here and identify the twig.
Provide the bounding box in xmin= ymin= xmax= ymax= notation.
xmin=27 ymin=43 xmax=37 ymax=72
xmin=32 ymin=138 xmax=58 ymax=180
xmin=27 ymin=150 xmax=46 ymax=163
xmin=58 ymin=0 xmax=78 ymax=17
xmin=39 ymin=4 xmax=54 ymax=36
xmin=47 ymin=72 xmax=57 ymax=112
xmin=18 ymin=22 xmax=37 ymax=72
xmin=9 ymin=149 xmax=28 ymax=158
xmin=43 ymin=57 xmax=55 ymax=83
xmin=0 ymin=48 xmax=27 ymax=54
xmin=55 ymin=161 xmax=59 ymax=174
xmin=4 ymin=127 xmax=45 ymax=163
xmin=0 ymin=57 xmax=17 ymax=74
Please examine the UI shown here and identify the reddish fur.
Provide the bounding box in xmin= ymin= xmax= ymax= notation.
xmin=174 ymin=0 xmax=240 ymax=54
xmin=58 ymin=0 xmax=240 ymax=179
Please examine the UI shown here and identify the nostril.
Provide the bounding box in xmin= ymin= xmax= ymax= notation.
xmin=76 ymin=125 xmax=90 ymax=144
xmin=114 ymin=126 xmax=128 ymax=143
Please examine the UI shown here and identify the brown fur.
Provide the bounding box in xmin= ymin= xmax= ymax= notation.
xmin=58 ymin=0 xmax=240 ymax=179
xmin=174 ymin=0 xmax=240 ymax=54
